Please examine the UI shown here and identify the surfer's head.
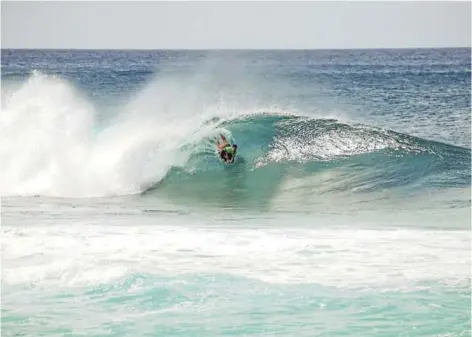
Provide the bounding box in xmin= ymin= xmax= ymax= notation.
xmin=232 ymin=144 xmax=237 ymax=152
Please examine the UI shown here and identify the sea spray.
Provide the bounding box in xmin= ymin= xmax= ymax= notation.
xmin=0 ymin=71 xmax=233 ymax=197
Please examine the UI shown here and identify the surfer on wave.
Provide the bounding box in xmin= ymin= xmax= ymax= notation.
xmin=215 ymin=134 xmax=237 ymax=164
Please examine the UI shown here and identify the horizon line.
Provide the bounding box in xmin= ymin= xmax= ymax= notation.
xmin=2 ymin=46 xmax=471 ymax=51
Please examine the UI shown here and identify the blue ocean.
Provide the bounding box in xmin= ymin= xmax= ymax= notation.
xmin=1 ymin=49 xmax=470 ymax=336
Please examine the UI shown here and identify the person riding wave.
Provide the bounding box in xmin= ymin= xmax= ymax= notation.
xmin=215 ymin=134 xmax=238 ymax=164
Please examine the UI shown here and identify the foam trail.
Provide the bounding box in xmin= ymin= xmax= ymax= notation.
xmin=2 ymin=223 xmax=470 ymax=289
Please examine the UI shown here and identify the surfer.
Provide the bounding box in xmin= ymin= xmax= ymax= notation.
xmin=215 ymin=134 xmax=238 ymax=164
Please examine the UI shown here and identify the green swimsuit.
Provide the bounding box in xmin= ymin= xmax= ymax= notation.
xmin=221 ymin=146 xmax=236 ymax=162
xmin=223 ymin=146 xmax=235 ymax=155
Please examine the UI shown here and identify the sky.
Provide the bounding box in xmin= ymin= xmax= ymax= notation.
xmin=1 ymin=1 xmax=471 ymax=49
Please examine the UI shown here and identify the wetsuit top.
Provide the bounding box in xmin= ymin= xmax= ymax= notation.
xmin=223 ymin=146 xmax=235 ymax=155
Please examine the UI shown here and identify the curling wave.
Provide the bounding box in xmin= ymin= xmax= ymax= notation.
xmin=1 ymin=71 xmax=469 ymax=208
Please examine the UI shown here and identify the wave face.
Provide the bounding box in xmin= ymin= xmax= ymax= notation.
xmin=149 ymin=114 xmax=471 ymax=211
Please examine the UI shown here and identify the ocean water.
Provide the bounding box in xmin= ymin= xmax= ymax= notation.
xmin=1 ymin=49 xmax=471 ymax=336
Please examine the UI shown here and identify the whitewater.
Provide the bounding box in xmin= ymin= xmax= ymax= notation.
xmin=1 ymin=49 xmax=471 ymax=336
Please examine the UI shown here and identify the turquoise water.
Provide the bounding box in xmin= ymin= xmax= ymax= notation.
xmin=1 ymin=49 xmax=471 ymax=336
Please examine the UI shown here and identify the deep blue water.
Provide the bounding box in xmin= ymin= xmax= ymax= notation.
xmin=2 ymin=48 xmax=471 ymax=148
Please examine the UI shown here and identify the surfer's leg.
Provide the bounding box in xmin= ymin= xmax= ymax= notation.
xmin=215 ymin=140 xmax=225 ymax=150
xmin=219 ymin=134 xmax=229 ymax=147
xmin=215 ymin=134 xmax=228 ymax=150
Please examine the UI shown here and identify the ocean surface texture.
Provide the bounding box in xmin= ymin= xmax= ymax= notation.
xmin=1 ymin=49 xmax=471 ymax=336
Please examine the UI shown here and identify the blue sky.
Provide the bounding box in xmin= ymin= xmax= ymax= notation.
xmin=2 ymin=1 xmax=471 ymax=49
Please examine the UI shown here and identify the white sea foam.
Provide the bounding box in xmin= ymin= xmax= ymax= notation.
xmin=2 ymin=219 xmax=469 ymax=289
